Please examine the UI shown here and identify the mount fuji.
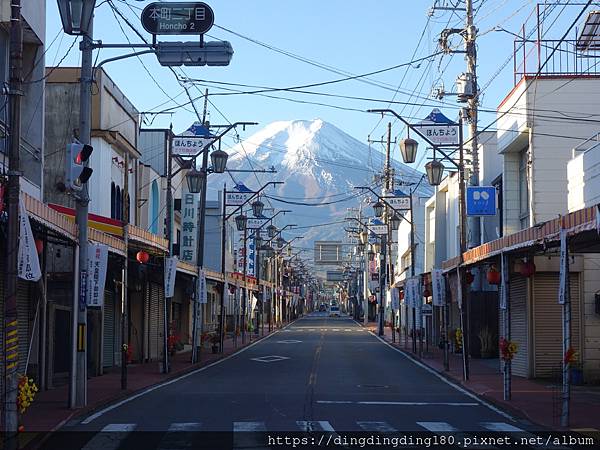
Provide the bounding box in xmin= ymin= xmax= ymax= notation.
xmin=210 ymin=119 xmax=432 ymax=250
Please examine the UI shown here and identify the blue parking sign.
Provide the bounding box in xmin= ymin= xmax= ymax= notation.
xmin=466 ymin=186 xmax=497 ymax=216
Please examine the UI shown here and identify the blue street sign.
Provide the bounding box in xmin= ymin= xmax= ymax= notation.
xmin=466 ymin=186 xmax=497 ymax=216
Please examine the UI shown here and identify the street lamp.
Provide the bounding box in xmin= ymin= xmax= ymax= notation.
xmin=186 ymin=167 xmax=204 ymax=194
xmin=276 ymin=237 xmax=286 ymax=248
xmin=210 ymin=148 xmax=228 ymax=174
xmin=373 ymin=201 xmax=384 ymax=218
xmin=267 ymin=224 xmax=277 ymax=238
xmin=391 ymin=213 xmax=402 ymax=230
xmin=252 ymin=199 xmax=264 ymax=217
xmin=57 ymin=0 xmax=95 ymax=35
xmin=372 ymin=241 xmax=381 ymax=254
xmin=425 ymin=159 xmax=445 ymax=186
xmin=359 ymin=230 xmax=369 ymax=245
xmin=399 ymin=137 xmax=418 ymax=164
xmin=235 ymin=214 xmax=247 ymax=232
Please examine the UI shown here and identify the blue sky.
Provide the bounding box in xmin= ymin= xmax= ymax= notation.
xmin=46 ymin=1 xmax=589 ymax=167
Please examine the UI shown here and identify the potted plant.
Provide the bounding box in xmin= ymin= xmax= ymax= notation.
xmin=565 ymin=347 xmax=583 ymax=385
xmin=168 ymin=334 xmax=184 ymax=356
xmin=499 ymin=337 xmax=518 ymax=362
xmin=454 ymin=328 xmax=463 ymax=353
xmin=477 ymin=326 xmax=496 ymax=358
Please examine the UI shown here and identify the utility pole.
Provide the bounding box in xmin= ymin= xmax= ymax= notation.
xmin=121 ymin=153 xmax=129 ymax=388
xmin=466 ymin=0 xmax=480 ymax=249
xmin=3 ymin=0 xmax=22 ymax=447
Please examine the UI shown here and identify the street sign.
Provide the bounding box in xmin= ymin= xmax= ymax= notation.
xmin=226 ymin=183 xmax=256 ymax=206
xmin=412 ymin=108 xmax=460 ymax=146
xmin=172 ymin=121 xmax=214 ymax=156
xmin=247 ymin=217 xmax=268 ymax=229
xmin=383 ymin=195 xmax=410 ymax=210
xmin=141 ymin=2 xmax=215 ymax=35
xmin=466 ymin=186 xmax=497 ymax=216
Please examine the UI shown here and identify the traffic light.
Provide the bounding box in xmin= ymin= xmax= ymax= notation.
xmin=65 ymin=143 xmax=93 ymax=192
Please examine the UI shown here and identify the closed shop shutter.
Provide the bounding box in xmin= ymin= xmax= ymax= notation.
xmin=510 ymin=275 xmax=529 ymax=377
xmin=157 ymin=283 xmax=165 ymax=361
xmin=17 ymin=280 xmax=32 ymax=375
xmin=0 ymin=258 xmax=4 ymax=396
xmin=103 ymin=290 xmax=115 ymax=368
xmin=533 ymin=273 xmax=581 ymax=378
xmin=149 ymin=283 xmax=160 ymax=360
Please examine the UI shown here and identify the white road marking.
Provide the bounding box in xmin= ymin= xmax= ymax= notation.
xmin=276 ymin=340 xmax=302 ymax=344
xmin=81 ymin=322 xmax=293 ymax=424
xmin=250 ymin=355 xmax=290 ymax=363
xmin=158 ymin=423 xmax=203 ymax=449
xmin=233 ymin=421 xmax=267 ymax=432
xmin=417 ymin=422 xmax=458 ymax=432
xmin=357 ymin=421 xmax=397 ymax=432
xmin=296 ymin=421 xmax=336 ymax=432
xmin=366 ymin=327 xmax=515 ymax=421
xmin=316 ymin=400 xmax=478 ymax=406
xmin=81 ymin=424 xmax=136 ymax=450
xmin=480 ymin=422 xmax=524 ymax=432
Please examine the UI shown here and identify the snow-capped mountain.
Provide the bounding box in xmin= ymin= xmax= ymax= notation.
xmin=210 ymin=119 xmax=432 ymax=249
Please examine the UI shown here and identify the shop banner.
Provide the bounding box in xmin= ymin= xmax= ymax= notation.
xmin=500 ymin=253 xmax=508 ymax=310
xmin=197 ymin=268 xmax=207 ymax=304
xmin=558 ymin=229 xmax=570 ymax=305
xmin=18 ymin=198 xmax=42 ymax=281
xmin=87 ymin=243 xmax=108 ymax=307
xmin=164 ymin=256 xmax=178 ymax=298
xmin=431 ymin=269 xmax=445 ymax=307
xmin=391 ymin=288 xmax=400 ymax=310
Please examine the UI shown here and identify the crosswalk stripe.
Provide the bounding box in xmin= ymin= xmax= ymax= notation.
xmin=157 ymin=423 xmax=203 ymax=449
xmin=357 ymin=421 xmax=397 ymax=432
xmin=233 ymin=421 xmax=266 ymax=432
xmin=417 ymin=422 xmax=458 ymax=432
xmin=82 ymin=424 xmax=136 ymax=450
xmin=296 ymin=421 xmax=335 ymax=432
xmin=480 ymin=422 xmax=524 ymax=432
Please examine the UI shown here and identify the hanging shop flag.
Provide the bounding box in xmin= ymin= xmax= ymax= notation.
xmin=431 ymin=269 xmax=445 ymax=307
xmin=164 ymin=256 xmax=178 ymax=298
xmin=558 ymin=229 xmax=570 ymax=305
xmin=87 ymin=243 xmax=108 ymax=307
xmin=457 ymin=267 xmax=463 ymax=310
xmin=18 ymin=197 xmax=42 ymax=281
xmin=500 ymin=253 xmax=508 ymax=310
xmin=197 ymin=268 xmax=208 ymax=304
xmin=180 ymin=187 xmax=199 ymax=265
xmin=391 ymin=288 xmax=400 ymax=310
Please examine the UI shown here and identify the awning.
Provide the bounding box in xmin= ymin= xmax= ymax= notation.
xmin=24 ymin=193 xmax=76 ymax=241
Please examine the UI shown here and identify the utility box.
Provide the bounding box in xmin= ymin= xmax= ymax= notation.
xmin=456 ymin=72 xmax=474 ymax=102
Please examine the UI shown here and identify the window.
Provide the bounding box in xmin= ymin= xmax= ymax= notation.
xmin=519 ymin=149 xmax=529 ymax=229
xmin=110 ymin=182 xmax=116 ymax=219
xmin=150 ymin=180 xmax=159 ymax=234
xmin=115 ymin=186 xmax=122 ymax=221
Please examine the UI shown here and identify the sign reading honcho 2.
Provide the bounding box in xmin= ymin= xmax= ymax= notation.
xmin=141 ymin=2 xmax=215 ymax=35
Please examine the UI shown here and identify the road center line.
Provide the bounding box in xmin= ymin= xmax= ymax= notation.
xmin=316 ymin=400 xmax=479 ymax=406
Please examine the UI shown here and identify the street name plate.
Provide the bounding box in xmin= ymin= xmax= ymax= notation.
xmin=141 ymin=2 xmax=215 ymax=35
xmin=383 ymin=196 xmax=410 ymax=210
xmin=172 ymin=135 xmax=214 ymax=156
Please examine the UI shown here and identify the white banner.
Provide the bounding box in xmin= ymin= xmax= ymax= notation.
xmin=500 ymin=253 xmax=508 ymax=310
xmin=87 ymin=243 xmax=108 ymax=307
xmin=197 ymin=268 xmax=208 ymax=304
xmin=164 ymin=256 xmax=178 ymax=298
xmin=18 ymin=197 xmax=42 ymax=282
xmin=457 ymin=268 xmax=463 ymax=310
xmin=180 ymin=190 xmax=199 ymax=265
xmin=391 ymin=288 xmax=400 ymax=310
xmin=431 ymin=269 xmax=445 ymax=307
xmin=558 ymin=229 xmax=569 ymax=305
xmin=405 ymin=277 xmax=421 ymax=308
xmin=251 ymin=294 xmax=258 ymax=312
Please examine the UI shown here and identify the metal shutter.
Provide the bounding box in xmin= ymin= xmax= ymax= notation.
xmin=149 ymin=283 xmax=160 ymax=360
xmin=102 ymin=290 xmax=115 ymax=368
xmin=533 ymin=273 xmax=581 ymax=378
xmin=0 ymin=258 xmax=4 ymax=398
xmin=157 ymin=283 xmax=165 ymax=361
xmin=17 ymin=280 xmax=31 ymax=375
xmin=510 ymin=275 xmax=529 ymax=377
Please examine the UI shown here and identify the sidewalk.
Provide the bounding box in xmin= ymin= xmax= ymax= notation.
xmin=362 ymin=322 xmax=600 ymax=431
xmin=21 ymin=325 xmax=283 ymax=436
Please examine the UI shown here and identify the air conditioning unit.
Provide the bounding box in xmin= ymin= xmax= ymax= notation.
xmin=456 ymin=73 xmax=474 ymax=103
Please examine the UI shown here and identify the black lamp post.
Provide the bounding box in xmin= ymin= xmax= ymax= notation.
xmin=186 ymin=167 xmax=204 ymax=194
xmin=399 ymin=137 xmax=418 ymax=164
xmin=373 ymin=201 xmax=384 ymax=218
xmin=425 ymin=159 xmax=445 ymax=186
xmin=235 ymin=214 xmax=247 ymax=232
xmin=210 ymin=149 xmax=228 ymax=174
xmin=57 ymin=0 xmax=95 ymax=35
xmin=252 ymin=199 xmax=264 ymax=217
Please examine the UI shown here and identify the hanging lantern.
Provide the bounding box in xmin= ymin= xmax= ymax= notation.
xmin=136 ymin=250 xmax=150 ymax=264
xmin=372 ymin=201 xmax=384 ymax=218
xmin=210 ymin=149 xmax=228 ymax=174
xmin=235 ymin=214 xmax=247 ymax=232
xmin=228 ymin=284 xmax=236 ymax=294
xmin=425 ymin=159 xmax=445 ymax=186
xmin=465 ymin=270 xmax=474 ymax=285
xmin=35 ymin=238 xmax=44 ymax=255
xmin=487 ymin=265 xmax=501 ymax=285
xmin=423 ymin=287 xmax=432 ymax=297
xmin=267 ymin=224 xmax=277 ymax=238
xmin=399 ymin=290 xmax=404 ymax=300
xmin=520 ymin=259 xmax=536 ymax=278
xmin=390 ymin=213 xmax=402 ymax=230
xmin=251 ymin=199 xmax=264 ymax=217
xmin=399 ymin=137 xmax=418 ymax=164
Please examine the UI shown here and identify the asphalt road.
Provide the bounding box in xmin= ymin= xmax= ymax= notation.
xmin=44 ymin=313 xmax=547 ymax=449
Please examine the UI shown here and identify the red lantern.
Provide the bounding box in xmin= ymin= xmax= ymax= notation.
xmin=399 ymin=291 xmax=404 ymax=300
xmin=228 ymin=285 xmax=236 ymax=294
xmin=423 ymin=288 xmax=431 ymax=297
xmin=35 ymin=238 xmax=44 ymax=255
xmin=465 ymin=270 xmax=474 ymax=285
xmin=487 ymin=265 xmax=501 ymax=285
xmin=136 ymin=250 xmax=150 ymax=264
xmin=520 ymin=260 xmax=536 ymax=278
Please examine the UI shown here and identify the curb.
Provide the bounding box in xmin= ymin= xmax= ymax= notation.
xmin=24 ymin=324 xmax=290 ymax=450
